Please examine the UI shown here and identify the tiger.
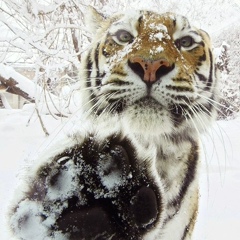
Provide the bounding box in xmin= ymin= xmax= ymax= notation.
xmin=9 ymin=7 xmax=219 ymax=240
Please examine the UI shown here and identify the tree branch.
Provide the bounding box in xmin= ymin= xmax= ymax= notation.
xmin=0 ymin=75 xmax=34 ymax=102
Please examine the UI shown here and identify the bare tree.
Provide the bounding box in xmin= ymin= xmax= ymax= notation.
xmin=0 ymin=0 xmax=127 ymax=112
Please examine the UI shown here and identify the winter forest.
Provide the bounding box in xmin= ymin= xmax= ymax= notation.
xmin=0 ymin=0 xmax=240 ymax=239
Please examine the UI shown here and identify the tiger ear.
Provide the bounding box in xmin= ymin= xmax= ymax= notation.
xmin=85 ymin=6 xmax=107 ymax=33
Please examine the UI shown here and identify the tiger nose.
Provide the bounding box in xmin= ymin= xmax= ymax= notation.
xmin=129 ymin=57 xmax=170 ymax=83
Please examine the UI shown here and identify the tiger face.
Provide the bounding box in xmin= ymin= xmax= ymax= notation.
xmin=81 ymin=8 xmax=219 ymax=137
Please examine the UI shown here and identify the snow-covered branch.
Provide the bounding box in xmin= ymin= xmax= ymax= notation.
xmin=0 ymin=63 xmax=78 ymax=116
xmin=0 ymin=64 xmax=35 ymax=102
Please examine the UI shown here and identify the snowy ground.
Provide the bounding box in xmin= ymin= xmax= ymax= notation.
xmin=0 ymin=108 xmax=240 ymax=240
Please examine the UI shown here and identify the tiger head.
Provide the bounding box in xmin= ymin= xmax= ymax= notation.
xmin=80 ymin=7 xmax=219 ymax=137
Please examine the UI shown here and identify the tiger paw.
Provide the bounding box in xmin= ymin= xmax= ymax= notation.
xmin=9 ymin=134 xmax=161 ymax=240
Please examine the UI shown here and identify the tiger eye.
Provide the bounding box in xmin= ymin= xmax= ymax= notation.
xmin=115 ymin=30 xmax=133 ymax=43
xmin=179 ymin=36 xmax=194 ymax=47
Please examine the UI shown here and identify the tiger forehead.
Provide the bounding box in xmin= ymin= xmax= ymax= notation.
xmin=109 ymin=11 xmax=185 ymax=38
xmin=139 ymin=12 xmax=177 ymax=36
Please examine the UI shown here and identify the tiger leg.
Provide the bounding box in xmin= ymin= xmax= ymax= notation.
xmin=9 ymin=134 xmax=163 ymax=240
xmin=161 ymin=182 xmax=199 ymax=240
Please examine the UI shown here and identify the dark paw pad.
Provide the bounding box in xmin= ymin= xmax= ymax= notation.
xmin=57 ymin=206 xmax=114 ymax=239
xmin=132 ymin=186 xmax=158 ymax=227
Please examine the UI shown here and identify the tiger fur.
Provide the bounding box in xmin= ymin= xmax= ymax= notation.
xmin=9 ymin=7 xmax=219 ymax=240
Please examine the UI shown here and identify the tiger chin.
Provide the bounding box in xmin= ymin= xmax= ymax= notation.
xmin=9 ymin=7 xmax=219 ymax=240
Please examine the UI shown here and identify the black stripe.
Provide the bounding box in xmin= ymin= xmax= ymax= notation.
xmin=86 ymin=53 xmax=93 ymax=89
xmin=198 ymin=41 xmax=205 ymax=47
xmin=111 ymin=71 xmax=127 ymax=77
xmin=138 ymin=15 xmax=143 ymax=25
xmin=168 ymin=140 xmax=198 ymax=209
xmin=197 ymin=51 xmax=206 ymax=66
xmin=195 ymin=48 xmax=214 ymax=92
xmin=85 ymin=52 xmax=98 ymax=108
xmin=195 ymin=71 xmax=211 ymax=91
xmin=181 ymin=223 xmax=190 ymax=240
xmin=207 ymin=48 xmax=214 ymax=89
xmin=195 ymin=72 xmax=207 ymax=82
xmin=162 ymin=140 xmax=198 ymax=226
xmin=94 ymin=43 xmax=102 ymax=87
xmin=94 ymin=43 xmax=100 ymax=73
xmin=187 ymin=42 xmax=205 ymax=54
xmin=189 ymin=30 xmax=199 ymax=36
xmin=166 ymin=85 xmax=193 ymax=92
xmin=180 ymin=215 xmax=196 ymax=240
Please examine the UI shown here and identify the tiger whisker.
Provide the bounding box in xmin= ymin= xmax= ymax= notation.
xmin=192 ymin=102 xmax=229 ymax=183
xmin=96 ymin=91 xmax=123 ymax=117
xmin=196 ymin=86 xmax=239 ymax=109
xmin=195 ymin=92 xmax=238 ymax=116
xmin=183 ymin=100 xmax=208 ymax=134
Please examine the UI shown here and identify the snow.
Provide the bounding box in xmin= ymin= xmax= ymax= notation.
xmin=98 ymin=156 xmax=123 ymax=190
xmin=0 ymin=64 xmax=81 ymax=114
xmin=149 ymin=23 xmax=168 ymax=33
xmin=0 ymin=64 xmax=38 ymax=100
xmin=10 ymin=200 xmax=49 ymax=240
xmin=0 ymin=108 xmax=240 ymax=239
xmin=46 ymin=160 xmax=80 ymax=201
xmin=194 ymin=118 xmax=240 ymax=240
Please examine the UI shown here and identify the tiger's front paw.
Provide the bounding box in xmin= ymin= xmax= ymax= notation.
xmin=10 ymin=135 xmax=161 ymax=240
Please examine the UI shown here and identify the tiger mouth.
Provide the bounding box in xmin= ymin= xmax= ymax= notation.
xmin=134 ymin=96 xmax=161 ymax=106
xmin=110 ymin=96 xmax=188 ymax=121
xmin=116 ymin=96 xmax=164 ymax=114
xmin=102 ymin=94 xmax=188 ymax=120
xmin=97 ymin=96 xmax=159 ymax=115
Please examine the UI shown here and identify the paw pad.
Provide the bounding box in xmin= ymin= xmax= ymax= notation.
xmin=10 ymin=135 xmax=161 ymax=239
xmin=131 ymin=186 xmax=158 ymax=227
